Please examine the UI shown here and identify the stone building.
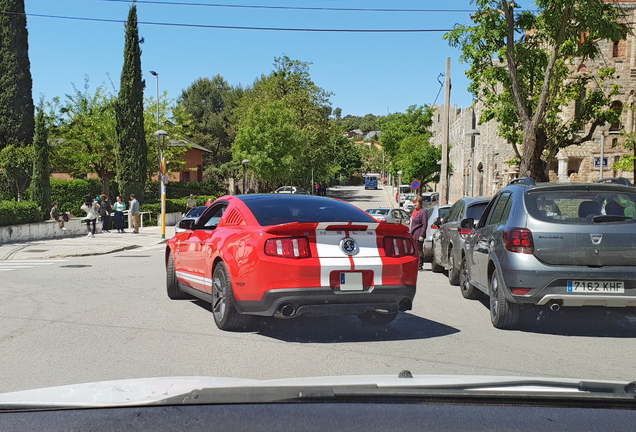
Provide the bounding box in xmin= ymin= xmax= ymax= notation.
xmin=431 ymin=0 xmax=636 ymax=203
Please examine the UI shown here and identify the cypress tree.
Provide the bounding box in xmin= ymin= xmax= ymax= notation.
xmin=0 ymin=0 xmax=35 ymax=150
xmin=31 ymin=105 xmax=50 ymax=219
xmin=115 ymin=4 xmax=147 ymax=201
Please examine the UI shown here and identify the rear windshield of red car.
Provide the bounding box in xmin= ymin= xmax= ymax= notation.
xmin=240 ymin=196 xmax=376 ymax=226
xmin=525 ymin=188 xmax=636 ymax=224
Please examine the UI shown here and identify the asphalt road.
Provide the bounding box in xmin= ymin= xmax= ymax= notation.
xmin=1 ymin=185 xmax=635 ymax=393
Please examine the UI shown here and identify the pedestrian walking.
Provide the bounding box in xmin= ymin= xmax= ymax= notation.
xmin=50 ymin=202 xmax=70 ymax=230
xmin=80 ymin=195 xmax=99 ymax=238
xmin=113 ymin=196 xmax=126 ymax=233
xmin=186 ymin=194 xmax=196 ymax=211
xmin=129 ymin=194 xmax=140 ymax=234
xmin=409 ymin=196 xmax=428 ymax=271
xmin=315 ymin=183 xmax=320 ymax=196
xmin=99 ymin=194 xmax=112 ymax=233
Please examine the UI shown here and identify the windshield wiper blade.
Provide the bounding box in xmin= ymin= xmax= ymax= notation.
xmin=592 ymin=215 xmax=632 ymax=222
xmin=153 ymin=380 xmax=636 ymax=406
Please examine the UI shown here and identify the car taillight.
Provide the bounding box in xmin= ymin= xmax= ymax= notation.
xmin=264 ymin=237 xmax=311 ymax=258
xmin=374 ymin=216 xmax=386 ymax=222
xmin=503 ymin=228 xmax=534 ymax=254
xmin=511 ymin=288 xmax=531 ymax=295
xmin=431 ymin=224 xmax=438 ymax=230
xmin=458 ymin=228 xmax=473 ymax=239
xmin=384 ymin=237 xmax=416 ymax=257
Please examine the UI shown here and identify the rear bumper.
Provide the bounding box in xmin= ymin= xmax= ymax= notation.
xmin=235 ymin=286 xmax=416 ymax=317
xmin=536 ymin=294 xmax=636 ymax=308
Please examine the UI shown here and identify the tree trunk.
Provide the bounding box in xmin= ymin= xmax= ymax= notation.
xmin=519 ymin=128 xmax=549 ymax=182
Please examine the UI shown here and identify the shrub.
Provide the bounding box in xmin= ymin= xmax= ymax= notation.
xmin=0 ymin=200 xmax=42 ymax=227
xmin=146 ymin=180 xmax=225 ymax=199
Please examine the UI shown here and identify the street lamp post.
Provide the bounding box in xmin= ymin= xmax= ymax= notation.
xmin=397 ymin=170 xmax=402 ymax=205
xmin=311 ymin=159 xmax=315 ymax=195
xmin=465 ymin=128 xmax=481 ymax=197
xmin=598 ymin=122 xmax=611 ymax=180
xmin=149 ymin=71 xmax=159 ymax=129
xmin=154 ymin=130 xmax=169 ymax=239
xmin=242 ymin=160 xmax=250 ymax=194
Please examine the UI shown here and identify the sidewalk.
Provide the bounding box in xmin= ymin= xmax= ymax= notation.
xmin=0 ymin=226 xmax=174 ymax=261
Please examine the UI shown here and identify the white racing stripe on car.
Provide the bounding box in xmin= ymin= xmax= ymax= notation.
xmin=315 ymin=229 xmax=351 ymax=287
xmin=314 ymin=222 xmax=382 ymax=287
xmin=349 ymin=230 xmax=383 ymax=286
xmin=176 ymin=270 xmax=212 ymax=289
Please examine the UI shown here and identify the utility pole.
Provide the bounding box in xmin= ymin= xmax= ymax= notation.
xmin=440 ymin=57 xmax=451 ymax=204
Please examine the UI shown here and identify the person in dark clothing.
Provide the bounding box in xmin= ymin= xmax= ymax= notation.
xmin=409 ymin=196 xmax=428 ymax=271
xmin=99 ymin=194 xmax=112 ymax=233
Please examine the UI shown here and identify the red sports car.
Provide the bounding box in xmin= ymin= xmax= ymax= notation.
xmin=165 ymin=194 xmax=418 ymax=330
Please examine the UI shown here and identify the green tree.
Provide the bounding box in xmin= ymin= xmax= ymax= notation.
xmin=115 ymin=4 xmax=147 ymax=200
xmin=233 ymin=56 xmax=335 ymax=189
xmin=360 ymin=143 xmax=385 ymax=174
xmin=49 ymin=78 xmax=118 ymax=195
xmin=177 ymin=75 xmax=244 ymax=187
xmin=31 ymin=104 xmax=50 ymax=218
xmin=0 ymin=143 xmax=33 ymax=201
xmin=445 ymin=0 xmax=628 ymax=181
xmin=378 ymin=105 xmax=438 ymax=186
xmin=143 ymin=93 xmax=191 ymax=181
xmin=0 ymin=0 xmax=34 ymax=150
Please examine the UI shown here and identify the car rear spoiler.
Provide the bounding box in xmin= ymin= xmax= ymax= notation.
xmin=264 ymin=221 xmax=409 ymax=235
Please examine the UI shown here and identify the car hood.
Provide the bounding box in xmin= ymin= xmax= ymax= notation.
xmin=0 ymin=375 xmax=634 ymax=409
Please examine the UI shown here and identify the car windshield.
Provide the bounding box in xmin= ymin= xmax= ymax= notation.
xmin=525 ymin=189 xmax=636 ymax=224
xmin=367 ymin=209 xmax=390 ymax=216
xmin=241 ymin=195 xmax=376 ymax=226
xmin=7 ymin=0 xmax=636 ymax=416
xmin=186 ymin=206 xmax=207 ymax=218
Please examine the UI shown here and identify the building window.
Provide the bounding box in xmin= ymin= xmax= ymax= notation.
xmin=613 ymin=41 xmax=620 ymax=57
xmin=612 ymin=138 xmax=618 ymax=148
xmin=610 ymin=100 xmax=623 ymax=132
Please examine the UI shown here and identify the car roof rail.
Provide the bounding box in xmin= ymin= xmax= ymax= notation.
xmin=593 ymin=177 xmax=633 ymax=187
xmin=508 ymin=177 xmax=536 ymax=186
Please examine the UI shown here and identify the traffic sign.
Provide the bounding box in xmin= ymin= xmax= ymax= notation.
xmin=594 ymin=157 xmax=608 ymax=168
xmin=411 ymin=180 xmax=421 ymax=189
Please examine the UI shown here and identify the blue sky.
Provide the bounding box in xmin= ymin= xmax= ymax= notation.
xmin=24 ymin=0 xmax=477 ymax=117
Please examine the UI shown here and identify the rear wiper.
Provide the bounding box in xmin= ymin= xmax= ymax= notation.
xmin=592 ymin=215 xmax=633 ymax=223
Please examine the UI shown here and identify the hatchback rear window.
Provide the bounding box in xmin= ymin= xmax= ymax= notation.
xmin=241 ymin=196 xmax=376 ymax=226
xmin=525 ymin=189 xmax=636 ymax=224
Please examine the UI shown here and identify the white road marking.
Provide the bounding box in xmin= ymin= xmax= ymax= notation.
xmin=0 ymin=260 xmax=68 ymax=273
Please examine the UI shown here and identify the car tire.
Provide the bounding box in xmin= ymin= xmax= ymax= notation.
xmin=448 ymin=248 xmax=459 ymax=286
xmin=459 ymin=255 xmax=481 ymax=300
xmin=431 ymin=243 xmax=444 ymax=273
xmin=489 ymin=270 xmax=520 ymax=329
xmin=212 ymin=261 xmax=255 ymax=331
xmin=166 ymin=252 xmax=192 ymax=300
xmin=358 ymin=310 xmax=398 ymax=326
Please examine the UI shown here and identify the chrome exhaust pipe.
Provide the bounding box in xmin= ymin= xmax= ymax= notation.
xmin=548 ymin=301 xmax=562 ymax=312
xmin=275 ymin=302 xmax=296 ymax=318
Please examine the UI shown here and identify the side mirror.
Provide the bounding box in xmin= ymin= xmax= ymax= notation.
xmin=434 ymin=218 xmax=441 ymax=226
xmin=460 ymin=218 xmax=474 ymax=230
xmin=178 ymin=219 xmax=195 ymax=231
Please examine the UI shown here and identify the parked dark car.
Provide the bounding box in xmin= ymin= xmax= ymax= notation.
xmin=431 ymin=197 xmax=489 ymax=284
xmin=459 ymin=179 xmax=636 ymax=329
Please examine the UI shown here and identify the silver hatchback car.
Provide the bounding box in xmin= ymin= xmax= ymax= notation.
xmin=460 ymin=179 xmax=636 ymax=329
